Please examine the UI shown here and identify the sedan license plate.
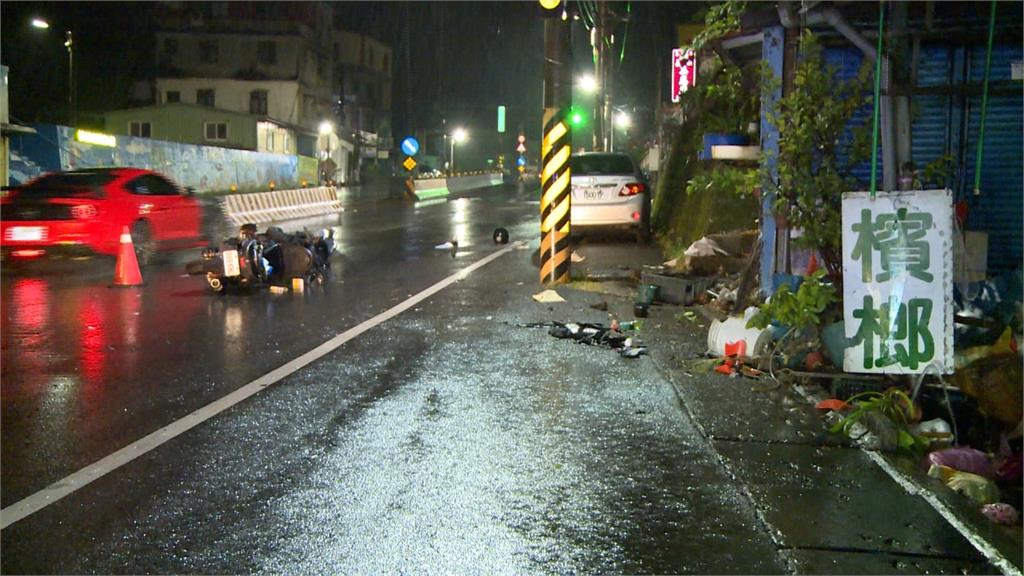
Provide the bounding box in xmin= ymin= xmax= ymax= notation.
xmin=583 ymin=187 xmax=602 ymax=200
xmin=222 ymin=249 xmax=240 ymax=277
xmin=6 ymin=226 xmax=46 ymax=242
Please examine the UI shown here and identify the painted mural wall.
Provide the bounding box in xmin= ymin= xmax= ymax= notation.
xmin=8 ymin=124 xmax=317 ymax=193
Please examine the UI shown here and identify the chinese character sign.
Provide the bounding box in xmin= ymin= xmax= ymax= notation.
xmin=671 ymin=48 xmax=697 ymax=103
xmin=841 ymin=190 xmax=954 ymax=374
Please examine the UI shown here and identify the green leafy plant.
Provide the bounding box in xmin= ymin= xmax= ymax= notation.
xmin=690 ymin=1 xmax=747 ymax=53
xmin=746 ymin=269 xmax=836 ymax=331
xmin=761 ymin=30 xmax=873 ymax=279
xmin=829 ymin=388 xmax=929 ymax=454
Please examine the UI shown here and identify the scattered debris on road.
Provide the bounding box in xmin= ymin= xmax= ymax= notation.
xmin=532 ymin=289 xmax=566 ymax=303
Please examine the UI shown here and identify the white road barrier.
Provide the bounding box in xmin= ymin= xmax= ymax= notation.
xmin=222 ymin=186 xmax=341 ymax=225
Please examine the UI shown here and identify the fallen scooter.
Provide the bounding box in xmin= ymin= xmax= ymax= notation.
xmin=186 ymin=223 xmax=335 ymax=293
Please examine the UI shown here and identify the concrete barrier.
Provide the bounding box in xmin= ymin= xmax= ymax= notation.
xmin=409 ymin=178 xmax=450 ymax=201
xmin=222 ymin=186 xmax=341 ymax=225
xmin=407 ymin=172 xmax=503 ymax=201
xmin=447 ymin=173 xmax=504 ymax=193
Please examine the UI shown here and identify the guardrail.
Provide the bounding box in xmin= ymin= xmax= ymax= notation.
xmin=221 ymin=186 xmax=341 ymax=225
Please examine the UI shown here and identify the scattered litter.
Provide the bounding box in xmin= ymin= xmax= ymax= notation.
xmin=981 ymin=503 xmax=1019 ymax=525
xmin=532 ymin=290 xmax=566 ymax=303
xmin=435 ymin=240 xmax=459 ymax=258
xmin=620 ymin=346 xmax=647 ymax=358
xmin=516 ymin=244 xmax=531 ymax=251
xmin=663 ymin=257 xmax=678 ymax=268
xmin=909 ymin=418 xmax=954 ymax=448
xmin=530 ymin=320 xmax=647 ymax=358
xmin=804 ymin=351 xmax=825 ymax=371
xmin=678 ymin=310 xmax=699 ymax=323
xmin=815 ymin=398 xmax=850 ymax=411
xmin=571 ymin=251 xmax=586 ymax=263
xmin=927 ymin=447 xmax=995 ymax=479
xmin=944 ymin=471 xmax=1000 ymax=504
xmin=684 ymin=236 xmax=730 ymax=257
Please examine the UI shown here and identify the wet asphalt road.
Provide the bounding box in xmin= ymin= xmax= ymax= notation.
xmin=3 ymin=182 xmax=1013 ymax=574
xmin=1 ymin=182 xmax=787 ymax=574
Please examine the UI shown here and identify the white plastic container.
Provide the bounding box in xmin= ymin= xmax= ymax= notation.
xmin=706 ymin=307 xmax=772 ymax=357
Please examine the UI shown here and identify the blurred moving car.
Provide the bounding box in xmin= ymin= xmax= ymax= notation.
xmin=1 ymin=168 xmax=205 ymax=265
xmin=569 ymin=152 xmax=651 ymax=242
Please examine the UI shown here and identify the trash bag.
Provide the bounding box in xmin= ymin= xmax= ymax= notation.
xmin=945 ymin=471 xmax=1000 ymax=504
xmin=981 ymin=503 xmax=1019 ymax=525
xmin=927 ymin=447 xmax=995 ymax=479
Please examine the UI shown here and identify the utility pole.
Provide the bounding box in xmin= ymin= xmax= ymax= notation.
xmin=539 ymin=14 xmax=572 ymax=285
xmin=591 ymin=2 xmax=623 ymax=152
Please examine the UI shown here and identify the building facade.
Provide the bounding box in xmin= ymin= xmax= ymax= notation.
xmin=103 ymin=102 xmax=295 ymax=155
xmin=152 ymin=1 xmax=337 ymax=162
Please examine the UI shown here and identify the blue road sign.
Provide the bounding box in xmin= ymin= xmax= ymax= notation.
xmin=400 ymin=137 xmax=420 ymax=156
xmin=516 ymin=155 xmax=527 ymax=167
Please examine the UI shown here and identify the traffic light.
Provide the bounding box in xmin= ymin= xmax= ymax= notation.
xmin=568 ymin=106 xmax=587 ymax=128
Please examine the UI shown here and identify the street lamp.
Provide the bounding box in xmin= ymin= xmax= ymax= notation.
xmin=611 ymin=111 xmax=631 ymax=151
xmin=450 ymin=128 xmax=467 ymax=174
xmin=318 ymin=121 xmax=335 ymax=183
xmin=30 ymin=18 xmax=74 ymax=126
xmin=577 ymin=74 xmax=597 ymax=94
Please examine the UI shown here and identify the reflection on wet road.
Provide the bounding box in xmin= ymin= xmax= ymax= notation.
xmin=2 ymin=183 xmax=786 ymax=573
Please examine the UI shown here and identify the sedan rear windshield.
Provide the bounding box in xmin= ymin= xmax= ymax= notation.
xmin=17 ymin=172 xmax=115 ymax=199
xmin=570 ymin=155 xmax=636 ymax=176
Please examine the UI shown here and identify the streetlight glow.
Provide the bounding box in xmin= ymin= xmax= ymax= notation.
xmin=615 ymin=112 xmax=632 ymax=129
xmin=450 ymin=128 xmax=468 ymax=173
xmin=578 ymin=74 xmax=597 ymax=94
xmin=318 ymin=121 xmax=333 ymax=135
xmin=31 ymin=18 xmax=50 ymax=29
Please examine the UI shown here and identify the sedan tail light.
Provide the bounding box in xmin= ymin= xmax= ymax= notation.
xmin=619 ymin=183 xmax=645 ymax=197
xmin=70 ymin=204 xmax=98 ymax=220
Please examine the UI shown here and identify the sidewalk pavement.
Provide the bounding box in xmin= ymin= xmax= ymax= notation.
xmin=554 ymin=276 xmax=1022 ymax=575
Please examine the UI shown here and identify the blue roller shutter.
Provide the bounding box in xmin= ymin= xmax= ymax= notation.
xmin=962 ymin=43 xmax=1023 ymax=274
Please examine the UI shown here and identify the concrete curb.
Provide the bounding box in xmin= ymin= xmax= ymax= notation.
xmin=221 ymin=187 xmax=341 ymax=225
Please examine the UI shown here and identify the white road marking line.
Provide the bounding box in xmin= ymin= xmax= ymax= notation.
xmin=1 ymin=240 xmax=526 ymax=530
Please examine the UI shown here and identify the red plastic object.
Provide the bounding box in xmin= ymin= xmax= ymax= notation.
xmin=724 ymin=340 xmax=747 ymax=358
xmin=815 ymin=398 xmax=850 ymax=411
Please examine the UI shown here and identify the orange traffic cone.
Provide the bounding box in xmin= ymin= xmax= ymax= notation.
xmin=111 ymin=225 xmax=144 ymax=287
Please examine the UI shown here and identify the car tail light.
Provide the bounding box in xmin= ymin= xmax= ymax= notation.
xmin=12 ymin=249 xmax=46 ymax=258
xmin=632 ymin=211 xmax=641 ymax=221
xmin=70 ymin=204 xmax=98 ymax=220
xmin=619 ymin=183 xmax=645 ymax=197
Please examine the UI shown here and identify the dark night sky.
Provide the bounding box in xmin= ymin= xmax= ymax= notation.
xmin=1 ymin=1 xmax=704 ymax=161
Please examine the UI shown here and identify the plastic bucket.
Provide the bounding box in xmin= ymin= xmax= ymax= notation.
xmin=707 ymin=308 xmax=771 ymax=357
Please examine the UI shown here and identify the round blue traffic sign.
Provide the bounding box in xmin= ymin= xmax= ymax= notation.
xmin=516 ymin=156 xmax=527 ymax=167
xmin=400 ymin=137 xmax=420 ymax=156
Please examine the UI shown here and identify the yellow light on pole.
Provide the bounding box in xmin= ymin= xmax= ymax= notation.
xmin=75 ymin=129 xmax=116 ymax=147
xmin=31 ymin=18 xmax=50 ymax=29
xmin=539 ymin=0 xmax=560 ymax=10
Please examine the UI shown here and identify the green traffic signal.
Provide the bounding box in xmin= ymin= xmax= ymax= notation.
xmin=568 ymin=106 xmax=587 ymax=127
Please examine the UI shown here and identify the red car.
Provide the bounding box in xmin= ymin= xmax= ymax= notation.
xmin=1 ymin=168 xmax=205 ymax=265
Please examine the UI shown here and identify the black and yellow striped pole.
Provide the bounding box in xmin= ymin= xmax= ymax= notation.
xmin=540 ymin=110 xmax=571 ymax=284
xmin=539 ymin=13 xmax=572 ymax=285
